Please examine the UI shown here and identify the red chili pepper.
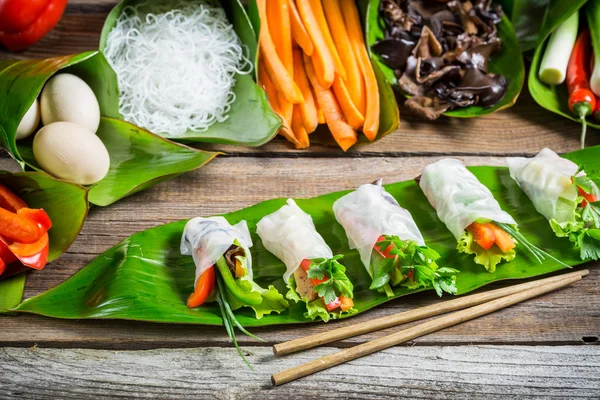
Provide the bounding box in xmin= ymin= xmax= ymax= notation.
xmin=374 ymin=235 xmax=395 ymax=258
xmin=0 ymin=0 xmax=68 ymax=52
xmin=567 ymin=29 xmax=596 ymax=148
xmin=8 ymin=232 xmax=49 ymax=270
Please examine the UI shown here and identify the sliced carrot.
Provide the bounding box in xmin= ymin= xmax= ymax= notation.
xmin=316 ymin=100 xmax=325 ymax=124
xmin=289 ymin=0 xmax=313 ymax=55
xmin=257 ymin=0 xmax=303 ymax=104
xmin=304 ymin=55 xmax=357 ymax=151
xmin=342 ymin=0 xmax=380 ymax=141
xmin=292 ymin=105 xmax=310 ymax=149
xmin=268 ymin=0 xmax=293 ymax=76
xmin=308 ymin=0 xmax=346 ymax=80
xmin=332 ymin=76 xmax=365 ymax=130
xmin=187 ymin=266 xmax=216 ymax=308
xmin=296 ymin=0 xmax=335 ymax=88
xmin=279 ymin=117 xmax=300 ymax=145
xmin=339 ymin=294 xmax=354 ymax=311
xmin=292 ymin=48 xmax=319 ymax=133
xmin=323 ymin=0 xmax=365 ymax=114
xmin=488 ymin=223 xmax=516 ymax=253
xmin=466 ymin=222 xmax=496 ymax=251
xmin=258 ymin=57 xmax=281 ymax=113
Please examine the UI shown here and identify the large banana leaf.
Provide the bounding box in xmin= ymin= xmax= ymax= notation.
xmin=365 ymin=0 xmax=525 ymax=118
xmin=98 ymin=0 xmax=281 ymax=146
xmin=246 ymin=0 xmax=400 ymax=145
xmin=0 ymin=51 xmax=219 ymax=206
xmin=0 ymin=170 xmax=88 ymax=310
xmin=527 ymin=1 xmax=599 ymax=132
xmin=12 ymin=147 xmax=600 ymax=326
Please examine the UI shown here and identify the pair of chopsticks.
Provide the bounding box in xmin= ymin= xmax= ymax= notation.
xmin=271 ymin=269 xmax=588 ymax=386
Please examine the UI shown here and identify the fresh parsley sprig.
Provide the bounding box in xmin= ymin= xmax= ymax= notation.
xmin=306 ymin=255 xmax=354 ymax=305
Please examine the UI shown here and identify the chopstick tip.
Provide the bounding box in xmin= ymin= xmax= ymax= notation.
xmin=580 ymin=269 xmax=590 ymax=277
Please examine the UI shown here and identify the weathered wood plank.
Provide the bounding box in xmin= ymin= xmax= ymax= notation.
xmin=1 ymin=345 xmax=599 ymax=399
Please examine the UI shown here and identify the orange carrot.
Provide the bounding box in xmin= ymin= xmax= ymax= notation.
xmin=342 ymin=0 xmax=379 ymax=141
xmin=280 ymin=115 xmax=300 ymax=145
xmin=304 ymin=55 xmax=357 ymax=151
xmin=323 ymin=0 xmax=365 ymax=114
xmin=296 ymin=0 xmax=335 ymax=88
xmin=258 ymin=58 xmax=281 ymax=113
xmin=268 ymin=0 xmax=293 ymax=76
xmin=308 ymin=0 xmax=346 ymax=80
xmin=257 ymin=0 xmax=303 ymax=104
xmin=332 ymin=76 xmax=364 ymax=130
xmin=292 ymin=105 xmax=310 ymax=149
xmin=292 ymin=48 xmax=319 ymax=133
xmin=316 ymin=99 xmax=325 ymax=124
xmin=289 ymin=0 xmax=313 ymax=56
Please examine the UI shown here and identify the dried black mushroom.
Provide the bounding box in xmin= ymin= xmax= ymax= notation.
xmin=373 ymin=0 xmax=507 ymax=120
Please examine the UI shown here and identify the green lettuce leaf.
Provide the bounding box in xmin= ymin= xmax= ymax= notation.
xmin=286 ymin=277 xmax=356 ymax=322
xmin=550 ymin=200 xmax=600 ymax=261
xmin=457 ymin=230 xmax=516 ymax=273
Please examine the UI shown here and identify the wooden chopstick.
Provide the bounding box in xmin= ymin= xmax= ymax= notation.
xmin=271 ymin=270 xmax=587 ymax=386
xmin=273 ymin=269 xmax=588 ymax=356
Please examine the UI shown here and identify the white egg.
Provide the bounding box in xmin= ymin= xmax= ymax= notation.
xmin=15 ymin=99 xmax=40 ymax=140
xmin=40 ymin=73 xmax=101 ymax=133
xmin=33 ymin=121 xmax=110 ymax=185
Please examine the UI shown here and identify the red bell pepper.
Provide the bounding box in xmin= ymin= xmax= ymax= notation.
xmin=0 ymin=183 xmax=27 ymax=212
xmin=0 ymin=0 xmax=68 ymax=51
xmin=300 ymin=259 xmax=346 ymax=311
xmin=374 ymin=235 xmax=395 ymax=258
xmin=8 ymin=232 xmax=49 ymax=270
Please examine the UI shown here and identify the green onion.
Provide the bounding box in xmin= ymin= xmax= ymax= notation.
xmin=539 ymin=12 xmax=579 ymax=85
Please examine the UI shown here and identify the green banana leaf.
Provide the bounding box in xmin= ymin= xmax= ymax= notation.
xmin=528 ymin=1 xmax=600 ymax=132
xmin=98 ymin=0 xmax=281 ymax=146
xmin=246 ymin=0 xmax=400 ymax=145
xmin=12 ymin=147 xmax=600 ymax=326
xmin=0 ymin=51 xmax=219 ymax=206
xmin=0 ymin=170 xmax=88 ymax=310
xmin=365 ymin=0 xmax=525 ymax=118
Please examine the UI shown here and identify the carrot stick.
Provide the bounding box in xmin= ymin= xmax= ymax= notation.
xmin=296 ymin=0 xmax=335 ymax=88
xmin=323 ymin=0 xmax=365 ymax=114
xmin=292 ymin=105 xmax=310 ymax=149
xmin=258 ymin=58 xmax=281 ymax=113
xmin=308 ymin=0 xmax=346 ymax=80
xmin=268 ymin=0 xmax=293 ymax=77
xmin=304 ymin=54 xmax=357 ymax=151
xmin=257 ymin=0 xmax=303 ymax=104
xmin=289 ymin=0 xmax=314 ymax=56
xmin=342 ymin=0 xmax=379 ymax=141
xmin=332 ymin=76 xmax=364 ymax=130
xmin=316 ymin=98 xmax=325 ymax=125
xmin=292 ymin=48 xmax=319 ymax=133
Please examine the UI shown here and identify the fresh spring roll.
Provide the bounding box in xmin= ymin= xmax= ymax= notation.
xmin=256 ymin=199 xmax=355 ymax=321
xmin=507 ymin=148 xmax=600 ymax=260
xmin=333 ymin=179 xmax=457 ymax=297
xmin=181 ymin=216 xmax=288 ymax=319
xmin=419 ymin=159 xmax=519 ymax=272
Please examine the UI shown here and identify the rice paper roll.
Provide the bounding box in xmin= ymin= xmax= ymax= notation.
xmin=256 ymin=199 xmax=333 ymax=283
xmin=333 ymin=179 xmax=425 ymax=269
xmin=419 ymin=158 xmax=517 ymax=240
xmin=506 ymin=148 xmax=582 ymax=223
xmin=181 ymin=216 xmax=253 ymax=284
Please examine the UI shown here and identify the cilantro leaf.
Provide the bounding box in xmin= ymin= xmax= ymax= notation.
xmin=580 ymin=229 xmax=600 ymax=260
xmin=307 ymin=255 xmax=354 ymax=305
xmin=582 ymin=201 xmax=600 ymax=229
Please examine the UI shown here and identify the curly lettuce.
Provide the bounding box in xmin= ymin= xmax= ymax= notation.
xmin=457 ymin=230 xmax=515 ymax=273
xmin=550 ymin=200 xmax=600 ymax=261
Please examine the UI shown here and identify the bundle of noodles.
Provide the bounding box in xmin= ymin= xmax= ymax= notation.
xmin=181 ymin=217 xmax=288 ymax=360
xmin=104 ymin=0 xmax=251 ymax=136
xmin=507 ymin=148 xmax=600 ymax=260
xmin=333 ymin=179 xmax=457 ymax=297
xmin=256 ymin=199 xmax=355 ymax=321
xmin=419 ymin=159 xmax=567 ymax=272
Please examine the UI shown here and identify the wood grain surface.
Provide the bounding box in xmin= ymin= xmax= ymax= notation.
xmin=1 ymin=1 xmax=599 ymax=397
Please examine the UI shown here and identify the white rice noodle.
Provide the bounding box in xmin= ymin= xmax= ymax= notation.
xmin=104 ymin=0 xmax=251 ymax=136
xmin=333 ymin=179 xmax=425 ymax=272
xmin=419 ymin=158 xmax=516 ymax=240
xmin=181 ymin=216 xmax=253 ymax=287
xmin=256 ymin=199 xmax=333 ymax=283
xmin=506 ymin=148 xmax=581 ymax=221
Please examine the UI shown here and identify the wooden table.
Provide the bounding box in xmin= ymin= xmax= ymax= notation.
xmin=1 ymin=2 xmax=599 ymax=398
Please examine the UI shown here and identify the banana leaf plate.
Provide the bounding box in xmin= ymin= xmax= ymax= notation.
xmin=527 ymin=0 xmax=600 ymax=132
xmin=0 ymin=52 xmax=219 ymax=206
xmin=246 ymin=0 xmax=400 ymax=146
xmin=99 ymin=0 xmax=281 ymax=146
xmin=365 ymin=0 xmax=525 ymax=118
xmin=8 ymin=146 xmax=599 ymax=326
xmin=0 ymin=170 xmax=88 ymax=310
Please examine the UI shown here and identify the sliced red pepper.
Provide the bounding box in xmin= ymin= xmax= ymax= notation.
xmin=0 ymin=207 xmax=42 ymax=244
xmin=0 ymin=183 xmax=27 ymax=212
xmin=17 ymin=208 xmax=52 ymax=233
xmin=0 ymin=0 xmax=50 ymax=33
xmin=579 ymin=186 xmax=598 ymax=208
xmin=325 ymin=297 xmax=341 ymax=311
xmin=407 ymin=269 xmax=414 ymax=281
xmin=0 ymin=240 xmax=17 ymax=266
xmin=8 ymin=232 xmax=49 ymax=270
xmin=0 ymin=0 xmax=68 ymax=51
xmin=300 ymin=258 xmax=328 ymax=285
xmin=0 ymin=257 xmax=5 ymax=276
xmin=374 ymin=235 xmax=395 ymax=258
xmin=466 ymin=222 xmax=496 ymax=250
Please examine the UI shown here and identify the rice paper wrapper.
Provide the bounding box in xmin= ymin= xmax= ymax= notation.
xmin=181 ymin=216 xmax=253 ymax=287
xmin=506 ymin=148 xmax=579 ymax=221
xmin=256 ymin=199 xmax=333 ymax=283
xmin=333 ymin=180 xmax=425 ymax=272
xmin=419 ymin=158 xmax=517 ymax=240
